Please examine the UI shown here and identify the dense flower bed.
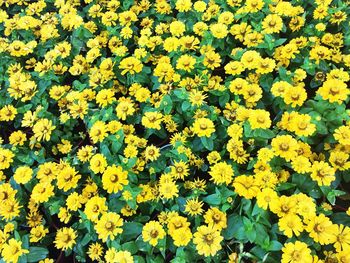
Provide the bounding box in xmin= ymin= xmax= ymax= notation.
xmin=0 ymin=0 xmax=350 ymax=262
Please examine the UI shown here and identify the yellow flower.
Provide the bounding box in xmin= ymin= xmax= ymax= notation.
xmin=169 ymin=21 xmax=186 ymax=37
xmin=208 ymin=161 xmax=233 ymax=185
xmin=144 ymin=145 xmax=160 ymax=162
xmin=95 ymin=212 xmax=123 ymax=242
xmin=193 ymin=225 xmax=223 ymax=257
xmin=242 ymin=83 xmax=263 ymax=104
xmin=66 ymin=192 xmax=82 ymax=211
xmin=54 ymin=227 xmax=77 ymax=251
xmin=204 ymin=207 xmax=227 ymax=230
xmin=256 ymin=58 xmax=276 ymax=75
xmin=175 ymin=0 xmax=192 ymax=12
xmin=1 ymin=238 xmax=29 ymax=263
xmin=159 ymin=180 xmax=179 ymax=199
xmin=334 ymin=224 xmax=350 ymax=252
xmin=57 ymin=139 xmax=72 ymax=154
xmin=271 ymin=135 xmax=299 ymax=161
xmin=310 ymin=161 xmax=335 ymax=186
xmin=283 ymin=85 xmax=307 ymax=107
xmin=89 ymin=121 xmax=108 ymax=143
xmin=114 ymin=250 xmax=134 ymax=263
xmin=87 ymin=243 xmax=103 ymax=261
xmin=210 ymin=23 xmax=228 ymax=39
xmin=0 ymin=148 xmax=14 ymax=170
xmin=105 ymin=247 xmax=118 ymax=263
xmin=232 ymin=175 xmax=259 ymax=199
xmin=316 ymin=23 xmax=326 ymax=31
xmin=142 ymin=111 xmax=163 ymax=130
xmin=89 ymin=153 xmax=107 ymax=174
xmin=34 ymin=165 xmax=52 ymax=184
xmin=170 ymin=160 xmax=189 ymax=180
xmin=336 ymin=251 xmax=350 ymax=263
xmin=317 ymin=79 xmax=349 ymax=104
xmin=56 ymin=166 xmax=81 ymax=191
xmin=329 ymin=151 xmax=350 ymax=171
xmin=192 ymin=118 xmax=215 ymax=137
xmin=256 ymin=188 xmax=278 ymax=210
xmin=171 ymin=228 xmax=192 ymax=247
xmin=262 ymin=14 xmax=283 ymax=34
xmin=305 ymin=214 xmax=337 ymax=245
xmin=257 ymin=148 xmax=274 ymax=162
xmin=176 ymin=54 xmax=196 ymax=72
xmin=116 ymin=97 xmax=136 ymax=121
xmin=102 ymin=165 xmax=129 ymax=194
xmin=207 ymin=151 xmax=221 ymax=164
xmin=31 ymin=182 xmax=54 ymax=204
xmin=13 ymin=166 xmax=33 ymax=184
xmin=32 ymin=118 xmax=55 ymax=142
xmin=142 ymin=220 xmax=166 ymax=246
xmin=185 ymin=197 xmax=204 ymax=216
xmin=84 ymin=196 xmax=108 ymax=223
xmin=203 ymin=51 xmax=221 ymax=70
xmin=0 ymin=199 xmax=22 ymax=221
xmin=309 ymin=45 xmax=330 ymax=63
xmin=291 ymin=156 xmax=312 ymax=174
xmin=245 ymin=0 xmax=264 ymax=13
xmin=30 ymin=225 xmax=49 ymax=243
xmin=124 ymin=144 xmax=138 ymax=158
xmin=278 ymin=214 xmax=304 ymax=238
xmin=225 ymin=61 xmax=245 ymax=75
xmin=281 ymin=241 xmax=312 ymax=263
xmin=77 ymin=145 xmax=94 ymax=162
xmin=122 ymin=190 xmax=133 ymax=201
xmin=270 ymin=195 xmax=297 ymax=218
xmin=9 ymin=131 xmax=26 ymax=146
xmin=248 ymin=109 xmax=271 ymax=129
xmin=290 ymin=113 xmax=316 ymax=137
xmin=334 ymin=125 xmax=350 ymax=146
xmin=119 ymin=57 xmax=143 ymax=75
xmin=101 ymin=11 xmax=118 ymax=27
xmin=58 ymin=207 xmax=71 ymax=224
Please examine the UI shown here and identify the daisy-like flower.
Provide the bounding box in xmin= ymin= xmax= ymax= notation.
xmin=193 ymin=225 xmax=223 ymax=257
xmin=142 ymin=221 xmax=166 ymax=246
xmin=54 ymin=227 xmax=77 ymax=251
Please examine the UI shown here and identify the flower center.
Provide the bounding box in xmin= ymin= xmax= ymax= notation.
xmin=62 ymin=234 xmax=71 ymax=243
xmin=110 ymin=174 xmax=118 ymax=183
xmin=314 ymin=223 xmax=324 ymax=233
xmin=292 ymin=251 xmax=301 ymax=260
xmin=280 ymin=143 xmax=289 ymax=151
xmin=150 ymin=229 xmax=159 ymax=238
xmin=330 ymin=86 xmax=340 ymax=95
xmin=105 ymin=221 xmax=114 ymax=231
xmin=204 ymin=234 xmax=214 ymax=245
xmin=92 ymin=205 xmax=99 ymax=213
xmin=200 ymin=123 xmax=207 ymax=129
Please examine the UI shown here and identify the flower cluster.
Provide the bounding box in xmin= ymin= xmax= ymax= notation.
xmin=0 ymin=0 xmax=349 ymax=262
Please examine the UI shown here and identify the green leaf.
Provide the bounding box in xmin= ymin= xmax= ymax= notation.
xmin=331 ymin=213 xmax=350 ymax=226
xmin=121 ymin=241 xmax=139 ymax=255
xmin=161 ymin=95 xmax=173 ymax=114
xmin=203 ymin=192 xmax=221 ymax=206
xmin=121 ymin=222 xmax=143 ymax=242
xmin=252 ymin=129 xmax=275 ymax=139
xmin=223 ymin=214 xmax=245 ymax=240
xmin=27 ymin=247 xmax=49 ymax=263
xmin=268 ymin=240 xmax=283 ymax=251
xmin=173 ymin=88 xmax=187 ymax=99
xmin=181 ymin=101 xmax=191 ymax=112
xmin=200 ymin=136 xmax=214 ymax=151
xmin=274 ymin=38 xmax=287 ymax=47
xmin=243 ymin=217 xmax=256 ymax=242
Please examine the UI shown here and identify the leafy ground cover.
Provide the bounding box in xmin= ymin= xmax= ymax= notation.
xmin=0 ymin=0 xmax=350 ymax=262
